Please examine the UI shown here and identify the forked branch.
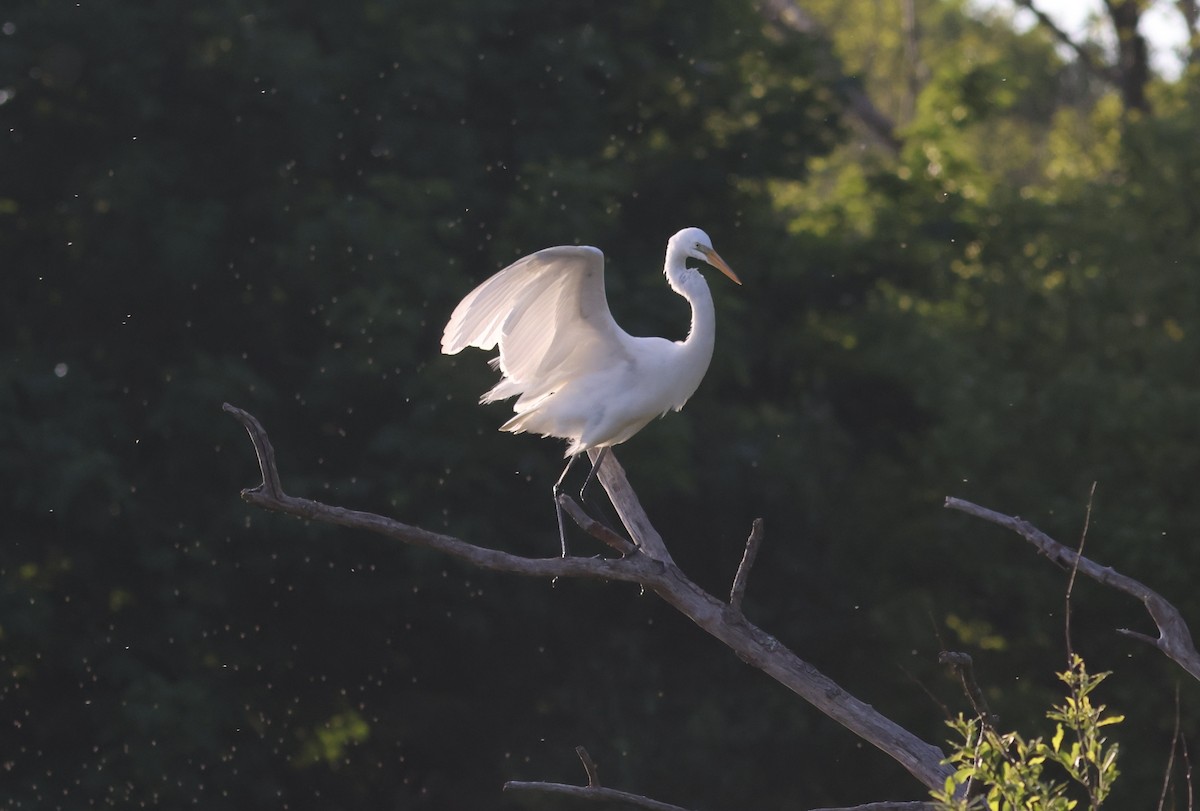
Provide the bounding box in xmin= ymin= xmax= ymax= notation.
xmin=222 ymin=403 xmax=648 ymax=583
xmin=503 ymin=781 xmax=697 ymax=811
xmin=945 ymin=496 xmax=1200 ymax=681
xmin=505 ymin=747 xmax=697 ymax=811
xmin=224 ymin=402 xmax=952 ymax=794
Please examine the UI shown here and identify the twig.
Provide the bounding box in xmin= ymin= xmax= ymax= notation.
xmin=224 ymin=403 xmax=283 ymax=497
xmin=1062 ymin=483 xmax=1102 ymax=809
xmin=1064 ymin=482 xmax=1098 ymax=662
xmin=503 ymin=746 xmax=685 ymax=809
xmin=225 ymin=403 xmax=954 ymax=791
xmin=1011 ymin=0 xmax=1119 ymax=83
xmin=729 ymin=518 xmax=764 ymax=612
xmin=938 ymin=651 xmax=995 ymax=725
xmin=576 ymin=746 xmax=601 ymax=788
xmin=945 ymin=496 xmax=1200 ymax=682
xmin=1158 ymin=684 xmax=1182 ymax=811
xmin=559 ymin=495 xmax=637 ymax=556
xmin=503 ymin=780 xmax=696 ymax=810
xmin=1185 ymin=733 xmax=1194 ymax=811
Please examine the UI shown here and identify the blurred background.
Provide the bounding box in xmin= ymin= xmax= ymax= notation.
xmin=3 ymin=0 xmax=1199 ymax=808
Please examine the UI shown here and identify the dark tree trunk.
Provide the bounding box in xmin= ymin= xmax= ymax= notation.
xmin=1105 ymin=0 xmax=1152 ymax=112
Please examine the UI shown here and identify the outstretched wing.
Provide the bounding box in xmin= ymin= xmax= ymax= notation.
xmin=440 ymin=246 xmax=630 ymax=404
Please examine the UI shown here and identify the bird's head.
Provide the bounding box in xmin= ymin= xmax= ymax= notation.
xmin=671 ymin=227 xmax=741 ymax=285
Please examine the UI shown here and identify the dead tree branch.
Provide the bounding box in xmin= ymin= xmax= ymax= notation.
xmin=730 ymin=518 xmax=765 ymax=612
xmin=1013 ymin=0 xmax=1154 ymax=111
xmin=809 ymin=804 xmax=938 ymax=811
xmin=939 ymin=651 xmax=995 ymax=725
xmin=759 ymin=0 xmax=903 ymax=152
xmin=944 ymin=496 xmax=1200 ymax=681
xmin=575 ymin=746 xmax=601 ymax=788
xmin=225 ymin=403 xmax=953 ymax=792
xmin=1157 ymin=685 xmax=1183 ymax=811
xmin=504 ymin=745 xmax=697 ymax=810
xmin=558 ymin=494 xmax=637 ymax=556
xmin=588 ymin=446 xmax=674 ymax=563
xmin=503 ymin=780 xmax=697 ymax=811
xmin=223 ymin=403 xmax=648 ymax=582
xmin=1012 ymin=0 xmax=1118 ymax=82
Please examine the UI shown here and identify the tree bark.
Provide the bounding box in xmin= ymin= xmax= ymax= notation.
xmin=945 ymin=497 xmax=1200 ymax=681
xmin=224 ymin=403 xmax=953 ymax=792
xmin=1104 ymin=0 xmax=1152 ymax=112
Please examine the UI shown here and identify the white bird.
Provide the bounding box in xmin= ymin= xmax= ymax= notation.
xmin=441 ymin=227 xmax=740 ymax=554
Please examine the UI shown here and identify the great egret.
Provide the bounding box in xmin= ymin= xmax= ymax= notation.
xmin=441 ymin=227 xmax=740 ymax=554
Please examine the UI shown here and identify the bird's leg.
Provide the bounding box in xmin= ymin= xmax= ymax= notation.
xmin=556 ymin=448 xmax=627 ymax=557
xmin=578 ymin=447 xmax=608 ymax=508
xmin=576 ymin=447 xmax=632 ymax=553
xmin=553 ymin=454 xmax=581 ymax=557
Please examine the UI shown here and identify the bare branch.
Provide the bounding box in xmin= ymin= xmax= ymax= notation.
xmin=655 ymin=570 xmax=951 ymax=790
xmin=588 ymin=447 xmax=674 ymax=564
xmin=938 ymin=651 xmax=995 ymax=725
xmin=576 ymin=746 xmax=601 ymax=788
xmin=503 ymin=747 xmax=691 ymax=810
xmin=225 ymin=403 xmax=283 ymax=498
xmin=945 ymin=496 xmax=1200 ymax=681
xmin=503 ymin=780 xmax=696 ymax=811
xmin=729 ymin=518 xmax=765 ymax=612
xmin=559 ymin=494 xmax=637 ymax=556
xmin=808 ymin=803 xmax=938 ymax=811
xmin=1116 ymin=627 xmax=1161 ymax=646
xmin=226 ymin=403 xmax=953 ymax=791
xmin=223 ymin=403 xmax=650 ymax=584
xmin=507 ymin=772 xmax=938 ymax=811
xmin=1012 ymin=0 xmax=1118 ymax=82
xmin=758 ymin=0 xmax=902 ymax=152
xmin=1064 ymin=482 xmax=1098 ymax=662
xmin=1185 ymin=733 xmax=1194 ymax=811
xmin=1158 ymin=684 xmax=1182 ymax=811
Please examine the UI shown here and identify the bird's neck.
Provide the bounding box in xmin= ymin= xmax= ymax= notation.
xmin=664 ymin=253 xmax=716 ymax=355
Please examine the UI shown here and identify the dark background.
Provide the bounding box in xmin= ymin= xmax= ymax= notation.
xmin=4 ymin=0 xmax=1199 ymax=808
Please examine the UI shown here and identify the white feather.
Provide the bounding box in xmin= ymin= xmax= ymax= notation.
xmin=441 ymin=229 xmax=739 ymax=456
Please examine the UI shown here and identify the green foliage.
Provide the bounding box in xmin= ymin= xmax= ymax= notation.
xmin=0 ymin=0 xmax=845 ymax=807
xmin=3 ymin=0 xmax=1199 ymax=807
xmin=933 ymin=656 xmax=1122 ymax=811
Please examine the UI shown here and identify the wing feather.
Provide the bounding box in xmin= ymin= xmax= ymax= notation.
xmin=441 ymin=245 xmax=629 ymax=407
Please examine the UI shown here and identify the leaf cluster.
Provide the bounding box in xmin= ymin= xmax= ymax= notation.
xmin=934 ymin=656 xmax=1123 ymax=811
